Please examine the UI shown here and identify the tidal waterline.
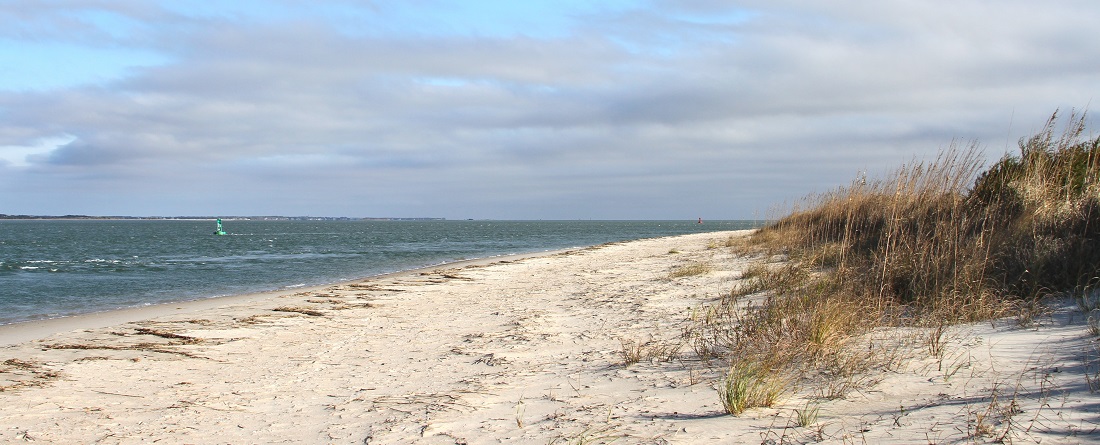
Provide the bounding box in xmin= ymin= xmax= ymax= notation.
xmin=0 ymin=219 xmax=759 ymax=325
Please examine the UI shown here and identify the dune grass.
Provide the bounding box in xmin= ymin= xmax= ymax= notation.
xmin=766 ymin=111 xmax=1099 ymax=314
xmin=667 ymin=261 xmax=713 ymax=279
xmin=718 ymin=360 xmax=792 ymax=415
xmin=688 ymin=110 xmax=1100 ymax=414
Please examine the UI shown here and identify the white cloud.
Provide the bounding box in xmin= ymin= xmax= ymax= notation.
xmin=0 ymin=1 xmax=1098 ymax=218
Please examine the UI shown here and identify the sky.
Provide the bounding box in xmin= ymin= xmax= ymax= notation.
xmin=1 ymin=1 xmax=1098 ymax=220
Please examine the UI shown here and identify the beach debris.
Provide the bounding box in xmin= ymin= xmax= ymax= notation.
xmin=2 ymin=358 xmax=38 ymax=370
xmin=346 ymin=283 xmax=406 ymax=292
xmin=420 ymin=269 xmax=474 ymax=281
xmin=235 ymin=314 xmax=270 ymax=325
xmin=272 ymin=306 xmax=326 ymax=317
xmin=40 ymin=326 xmax=223 ymax=359
xmin=473 ymin=353 xmax=506 ymax=366
xmin=43 ymin=342 xmax=208 ymax=359
xmin=132 ymin=327 xmax=204 ymax=344
xmin=0 ymin=358 xmax=62 ymax=391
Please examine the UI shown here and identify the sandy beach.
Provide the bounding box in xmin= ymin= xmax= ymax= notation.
xmin=1 ymin=230 xmax=1098 ymax=444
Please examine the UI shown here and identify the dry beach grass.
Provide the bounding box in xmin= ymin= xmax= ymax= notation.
xmin=677 ymin=110 xmax=1100 ymax=443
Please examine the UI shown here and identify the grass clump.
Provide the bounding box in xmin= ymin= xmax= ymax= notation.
xmin=794 ymin=401 xmax=821 ymax=427
xmin=718 ymin=360 xmax=792 ymax=415
xmin=667 ymin=262 xmax=713 ymax=279
xmin=619 ymin=338 xmax=679 ymax=366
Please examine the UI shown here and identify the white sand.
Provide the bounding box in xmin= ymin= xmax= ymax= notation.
xmin=0 ymin=230 xmax=1097 ymax=444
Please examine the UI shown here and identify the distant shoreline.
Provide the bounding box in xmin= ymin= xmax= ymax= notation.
xmin=0 ymin=215 xmax=446 ymax=221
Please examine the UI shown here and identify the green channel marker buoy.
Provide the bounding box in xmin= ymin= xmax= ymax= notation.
xmin=214 ymin=218 xmax=227 ymax=236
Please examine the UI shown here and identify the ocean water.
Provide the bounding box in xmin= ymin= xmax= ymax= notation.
xmin=0 ymin=219 xmax=759 ymax=325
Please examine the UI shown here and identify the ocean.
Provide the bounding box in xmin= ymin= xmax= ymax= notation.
xmin=0 ymin=219 xmax=759 ymax=325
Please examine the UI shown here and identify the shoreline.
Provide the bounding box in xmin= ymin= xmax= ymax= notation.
xmin=0 ymin=247 xmax=575 ymax=347
xmin=2 ymin=219 xmax=754 ymax=331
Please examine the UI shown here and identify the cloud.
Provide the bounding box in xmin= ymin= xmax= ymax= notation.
xmin=0 ymin=1 xmax=1098 ymax=218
